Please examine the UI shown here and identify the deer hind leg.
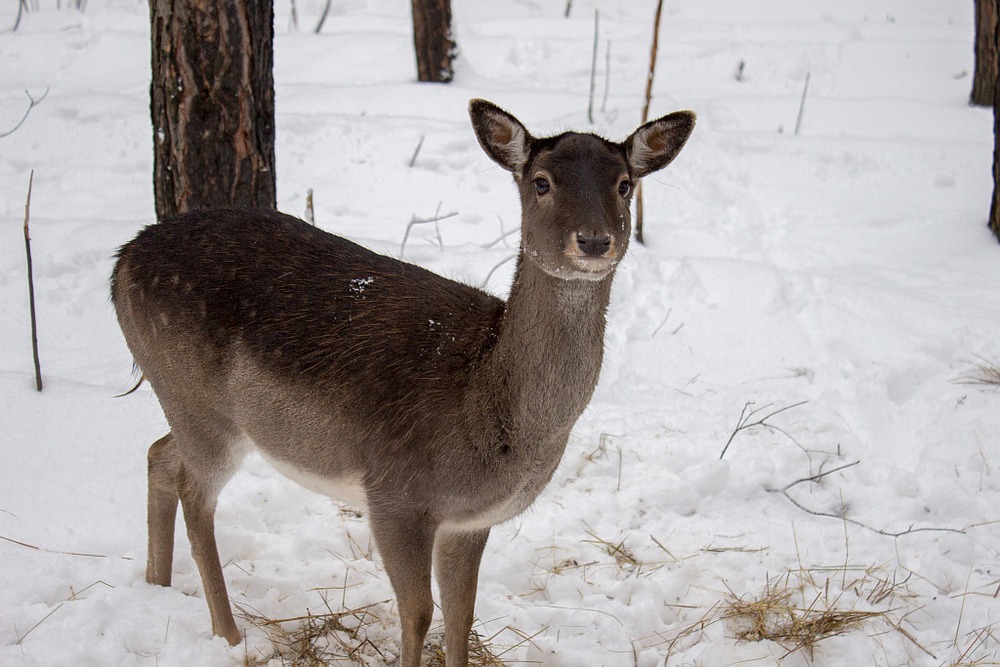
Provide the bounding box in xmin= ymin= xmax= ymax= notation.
xmin=177 ymin=460 xmax=242 ymax=645
xmin=434 ymin=528 xmax=490 ymax=667
xmin=146 ymin=433 xmax=181 ymax=586
xmin=369 ymin=511 xmax=436 ymax=667
xmin=158 ymin=419 xmax=246 ymax=646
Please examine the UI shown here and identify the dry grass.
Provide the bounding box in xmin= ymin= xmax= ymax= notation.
xmin=651 ymin=563 xmax=918 ymax=662
xmin=949 ymin=624 xmax=1000 ymax=666
xmin=722 ymin=570 xmax=888 ymax=659
xmin=238 ymin=594 xmax=518 ymax=667
xmin=957 ymin=357 xmax=1000 ymax=387
xmin=239 ymin=596 xmax=386 ymax=667
xmin=425 ymin=627 xmax=532 ymax=667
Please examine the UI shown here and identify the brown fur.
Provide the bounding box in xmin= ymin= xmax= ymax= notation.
xmin=111 ymin=99 xmax=694 ymax=667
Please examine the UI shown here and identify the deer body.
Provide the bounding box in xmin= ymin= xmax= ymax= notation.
xmin=112 ymin=100 xmax=694 ymax=666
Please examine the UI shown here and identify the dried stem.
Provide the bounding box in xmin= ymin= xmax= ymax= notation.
xmin=23 ymin=170 xmax=42 ymax=391
xmin=719 ymin=400 xmax=808 ymax=459
xmin=1 ymin=88 xmax=49 ymax=138
xmin=635 ymin=0 xmax=664 ymax=244
xmin=587 ymin=9 xmax=599 ymax=124
xmin=794 ymin=72 xmax=810 ymax=136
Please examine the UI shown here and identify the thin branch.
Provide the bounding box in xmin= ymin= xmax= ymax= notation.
xmin=23 ymin=170 xmax=42 ymax=391
xmin=635 ymin=0 xmax=664 ymax=244
xmin=1 ymin=88 xmax=49 ymax=138
xmin=719 ymin=400 xmax=808 ymax=459
xmin=767 ymin=463 xmax=967 ymax=538
xmin=482 ymin=225 xmax=519 ymax=250
xmin=794 ymin=72 xmax=810 ymax=136
xmin=305 ymin=188 xmax=315 ymax=225
xmin=399 ymin=206 xmax=458 ymax=257
xmin=313 ymin=0 xmax=332 ymax=34
xmin=780 ymin=460 xmax=861 ymax=492
xmin=12 ymin=0 xmax=26 ymax=32
xmin=587 ymin=9 xmax=599 ymax=124
xmin=482 ymin=254 xmax=516 ymax=288
xmin=601 ymin=39 xmax=612 ymax=113
xmin=15 ymin=603 xmax=64 ymax=645
xmin=408 ymin=134 xmax=425 ymax=167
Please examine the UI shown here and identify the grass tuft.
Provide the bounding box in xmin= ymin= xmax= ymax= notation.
xmin=238 ymin=594 xmax=518 ymax=667
xmin=957 ymin=357 xmax=1000 ymax=387
xmin=719 ymin=566 xmax=909 ymax=659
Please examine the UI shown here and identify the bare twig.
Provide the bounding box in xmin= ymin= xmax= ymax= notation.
xmin=1 ymin=88 xmax=49 ymax=139
xmin=400 ymin=206 xmax=458 ymax=256
xmin=305 ymin=188 xmax=315 ymax=225
xmin=794 ymin=72 xmax=810 ymax=136
xmin=481 ymin=225 xmax=519 ymax=250
xmin=314 ymin=0 xmax=332 ymax=34
xmin=15 ymin=603 xmax=65 ymax=645
xmin=769 ymin=462 xmax=967 ymax=538
xmin=0 ymin=533 xmax=128 ymax=560
xmin=587 ymin=10 xmax=599 ymax=124
xmin=482 ymin=254 xmax=516 ymax=288
xmin=635 ymin=0 xmax=665 ymax=244
xmin=409 ymin=135 xmax=425 ymax=167
xmin=601 ymin=40 xmax=612 ymax=113
xmin=23 ymin=170 xmax=42 ymax=391
xmin=12 ymin=0 xmax=27 ymax=32
xmin=564 ymin=0 xmax=572 ymax=18
xmin=719 ymin=401 xmax=808 ymax=459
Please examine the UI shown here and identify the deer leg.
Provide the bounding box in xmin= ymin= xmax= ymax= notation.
xmin=146 ymin=433 xmax=180 ymax=587
xmin=370 ymin=512 xmax=436 ymax=667
xmin=434 ymin=528 xmax=490 ymax=667
xmin=176 ymin=462 xmax=242 ymax=646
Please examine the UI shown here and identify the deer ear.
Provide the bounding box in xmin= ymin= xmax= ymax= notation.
xmin=625 ymin=110 xmax=696 ymax=179
xmin=469 ymin=99 xmax=531 ymax=175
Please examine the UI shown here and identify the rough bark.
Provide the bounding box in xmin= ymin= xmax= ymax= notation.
xmin=991 ymin=56 xmax=1000 ymax=242
xmin=150 ymin=0 xmax=276 ymax=218
xmin=411 ymin=0 xmax=456 ymax=83
xmin=973 ymin=0 xmax=998 ymax=107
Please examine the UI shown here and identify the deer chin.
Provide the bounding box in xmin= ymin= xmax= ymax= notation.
xmin=532 ymin=254 xmax=618 ymax=281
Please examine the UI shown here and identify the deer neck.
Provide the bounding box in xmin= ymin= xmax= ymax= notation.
xmin=479 ymin=257 xmax=613 ymax=438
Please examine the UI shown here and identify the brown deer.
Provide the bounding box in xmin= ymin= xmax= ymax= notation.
xmin=111 ymin=99 xmax=694 ymax=667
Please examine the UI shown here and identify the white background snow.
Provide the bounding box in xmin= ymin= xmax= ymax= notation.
xmin=1 ymin=0 xmax=998 ymax=665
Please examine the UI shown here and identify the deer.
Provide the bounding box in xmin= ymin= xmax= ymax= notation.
xmin=111 ymin=99 xmax=694 ymax=667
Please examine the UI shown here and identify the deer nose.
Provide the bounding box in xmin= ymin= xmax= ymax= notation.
xmin=576 ymin=231 xmax=612 ymax=257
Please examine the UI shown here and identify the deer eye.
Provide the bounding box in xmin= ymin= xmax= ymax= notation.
xmin=618 ymin=180 xmax=632 ymax=197
xmin=533 ymin=177 xmax=550 ymax=195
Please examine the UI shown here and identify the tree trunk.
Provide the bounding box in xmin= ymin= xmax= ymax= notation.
xmin=972 ymin=0 xmax=998 ymax=107
xmin=992 ymin=0 xmax=1000 ymax=240
xmin=411 ymin=0 xmax=456 ymax=83
xmin=150 ymin=0 xmax=276 ymax=219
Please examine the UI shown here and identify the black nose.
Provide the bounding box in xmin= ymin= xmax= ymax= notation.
xmin=576 ymin=232 xmax=612 ymax=257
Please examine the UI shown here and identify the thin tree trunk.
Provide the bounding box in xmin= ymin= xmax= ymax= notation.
xmin=411 ymin=0 xmax=456 ymax=83
xmin=991 ymin=54 xmax=1000 ymax=241
xmin=973 ymin=0 xmax=998 ymax=107
xmin=990 ymin=0 xmax=1000 ymax=241
xmin=635 ymin=0 xmax=664 ymax=245
xmin=150 ymin=0 xmax=276 ymax=218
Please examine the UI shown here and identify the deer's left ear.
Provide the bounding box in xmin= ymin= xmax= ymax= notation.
xmin=625 ymin=110 xmax=696 ymax=179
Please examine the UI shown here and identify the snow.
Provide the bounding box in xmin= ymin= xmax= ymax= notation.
xmin=1 ymin=0 xmax=998 ymax=665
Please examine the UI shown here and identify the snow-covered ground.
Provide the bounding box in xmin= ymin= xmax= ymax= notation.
xmin=2 ymin=1 xmax=998 ymax=665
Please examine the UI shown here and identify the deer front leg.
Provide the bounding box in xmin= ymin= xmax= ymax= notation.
xmin=435 ymin=528 xmax=490 ymax=667
xmin=146 ymin=433 xmax=179 ymax=587
xmin=370 ymin=510 xmax=436 ymax=667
